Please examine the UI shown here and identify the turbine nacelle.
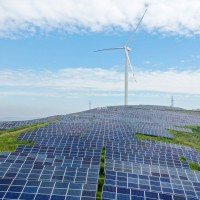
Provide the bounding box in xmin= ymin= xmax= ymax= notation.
xmin=125 ymin=46 xmax=131 ymax=51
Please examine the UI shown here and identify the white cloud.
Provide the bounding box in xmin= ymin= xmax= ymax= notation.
xmin=191 ymin=55 xmax=200 ymax=59
xmin=0 ymin=91 xmax=60 ymax=97
xmin=144 ymin=61 xmax=151 ymax=64
xmin=0 ymin=0 xmax=200 ymax=37
xmin=1 ymin=67 xmax=200 ymax=119
xmin=0 ymin=67 xmax=200 ymax=95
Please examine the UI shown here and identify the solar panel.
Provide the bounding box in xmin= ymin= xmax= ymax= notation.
xmin=1 ymin=105 xmax=200 ymax=199
xmin=105 ymin=159 xmax=200 ymax=183
xmin=104 ymin=169 xmax=200 ymax=199
xmin=0 ymin=178 xmax=97 ymax=199
xmin=0 ymin=115 xmax=63 ymax=130
xmin=102 ymin=185 xmax=195 ymax=200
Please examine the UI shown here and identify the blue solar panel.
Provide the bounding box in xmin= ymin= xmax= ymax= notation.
xmin=1 ymin=105 xmax=200 ymax=199
xmin=102 ymin=185 xmax=194 ymax=200
xmin=0 ymin=115 xmax=63 ymax=130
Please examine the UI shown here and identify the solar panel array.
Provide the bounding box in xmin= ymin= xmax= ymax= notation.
xmin=105 ymin=160 xmax=200 ymax=178
xmin=110 ymin=106 xmax=200 ymax=138
xmin=0 ymin=105 xmax=200 ymax=199
xmin=0 ymin=115 xmax=63 ymax=130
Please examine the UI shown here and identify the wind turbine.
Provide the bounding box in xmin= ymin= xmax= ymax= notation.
xmin=171 ymin=96 xmax=174 ymax=107
xmin=94 ymin=9 xmax=147 ymax=105
xmin=89 ymin=100 xmax=91 ymax=110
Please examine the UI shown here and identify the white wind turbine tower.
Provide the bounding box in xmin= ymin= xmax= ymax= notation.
xmin=94 ymin=9 xmax=147 ymax=105
xmin=171 ymin=96 xmax=174 ymax=107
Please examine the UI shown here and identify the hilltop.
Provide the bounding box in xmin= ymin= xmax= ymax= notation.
xmin=0 ymin=105 xmax=200 ymax=199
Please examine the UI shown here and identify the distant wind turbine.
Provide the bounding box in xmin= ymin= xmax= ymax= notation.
xmin=171 ymin=96 xmax=174 ymax=107
xmin=89 ymin=100 xmax=91 ymax=110
xmin=94 ymin=9 xmax=147 ymax=105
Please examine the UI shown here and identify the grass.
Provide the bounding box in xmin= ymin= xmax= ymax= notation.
xmin=136 ymin=126 xmax=200 ymax=171
xmin=136 ymin=133 xmax=175 ymax=144
xmin=96 ymin=146 xmax=106 ymax=200
xmin=179 ymin=156 xmax=200 ymax=171
xmin=179 ymin=156 xmax=187 ymax=162
xmin=186 ymin=125 xmax=200 ymax=133
xmin=0 ymin=123 xmax=43 ymax=136
xmin=189 ymin=162 xmax=200 ymax=171
xmin=135 ymin=125 xmax=200 ymax=152
xmin=166 ymin=109 xmax=200 ymax=115
xmin=0 ymin=120 xmax=56 ymax=152
xmin=80 ymin=135 xmax=84 ymax=140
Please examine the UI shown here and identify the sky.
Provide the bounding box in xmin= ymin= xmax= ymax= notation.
xmin=0 ymin=0 xmax=200 ymax=120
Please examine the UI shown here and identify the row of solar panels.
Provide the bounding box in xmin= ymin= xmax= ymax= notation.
xmin=0 ymin=105 xmax=200 ymax=199
xmin=102 ymin=185 xmax=192 ymax=200
xmin=0 ymin=115 xmax=63 ymax=130
xmin=104 ymin=169 xmax=200 ymax=199
xmin=0 ymin=178 xmax=97 ymax=200
xmin=13 ymin=141 xmax=200 ymax=167
xmin=1 ymin=105 xmax=200 ymax=138
xmin=16 ymin=128 xmax=200 ymax=167
xmin=105 ymin=159 xmax=200 ymax=182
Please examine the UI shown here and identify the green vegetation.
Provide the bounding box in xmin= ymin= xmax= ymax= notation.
xmin=136 ymin=133 xmax=175 ymax=144
xmin=0 ymin=120 xmax=55 ymax=152
xmin=136 ymin=126 xmax=200 ymax=171
xmin=0 ymin=123 xmax=44 ymax=136
xmin=186 ymin=125 xmax=200 ymax=133
xmin=179 ymin=156 xmax=200 ymax=171
xmin=189 ymin=162 xmax=200 ymax=171
xmin=166 ymin=109 xmax=200 ymax=115
xmin=179 ymin=156 xmax=187 ymax=162
xmin=96 ymin=146 xmax=106 ymax=200
xmin=80 ymin=135 xmax=84 ymax=139
xmin=135 ymin=125 xmax=200 ymax=152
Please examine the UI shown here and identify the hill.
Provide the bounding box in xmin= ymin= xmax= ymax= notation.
xmin=0 ymin=105 xmax=200 ymax=199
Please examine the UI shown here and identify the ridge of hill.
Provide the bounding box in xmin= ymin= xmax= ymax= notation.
xmin=0 ymin=105 xmax=200 ymax=199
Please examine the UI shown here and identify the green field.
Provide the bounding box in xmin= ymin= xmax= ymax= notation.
xmin=0 ymin=120 xmax=56 ymax=152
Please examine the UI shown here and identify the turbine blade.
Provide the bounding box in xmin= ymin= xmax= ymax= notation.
xmin=94 ymin=47 xmax=124 ymax=52
xmin=126 ymin=8 xmax=148 ymax=46
xmin=125 ymin=49 xmax=137 ymax=82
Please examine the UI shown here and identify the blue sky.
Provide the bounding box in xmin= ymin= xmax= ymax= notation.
xmin=0 ymin=0 xmax=200 ymax=120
